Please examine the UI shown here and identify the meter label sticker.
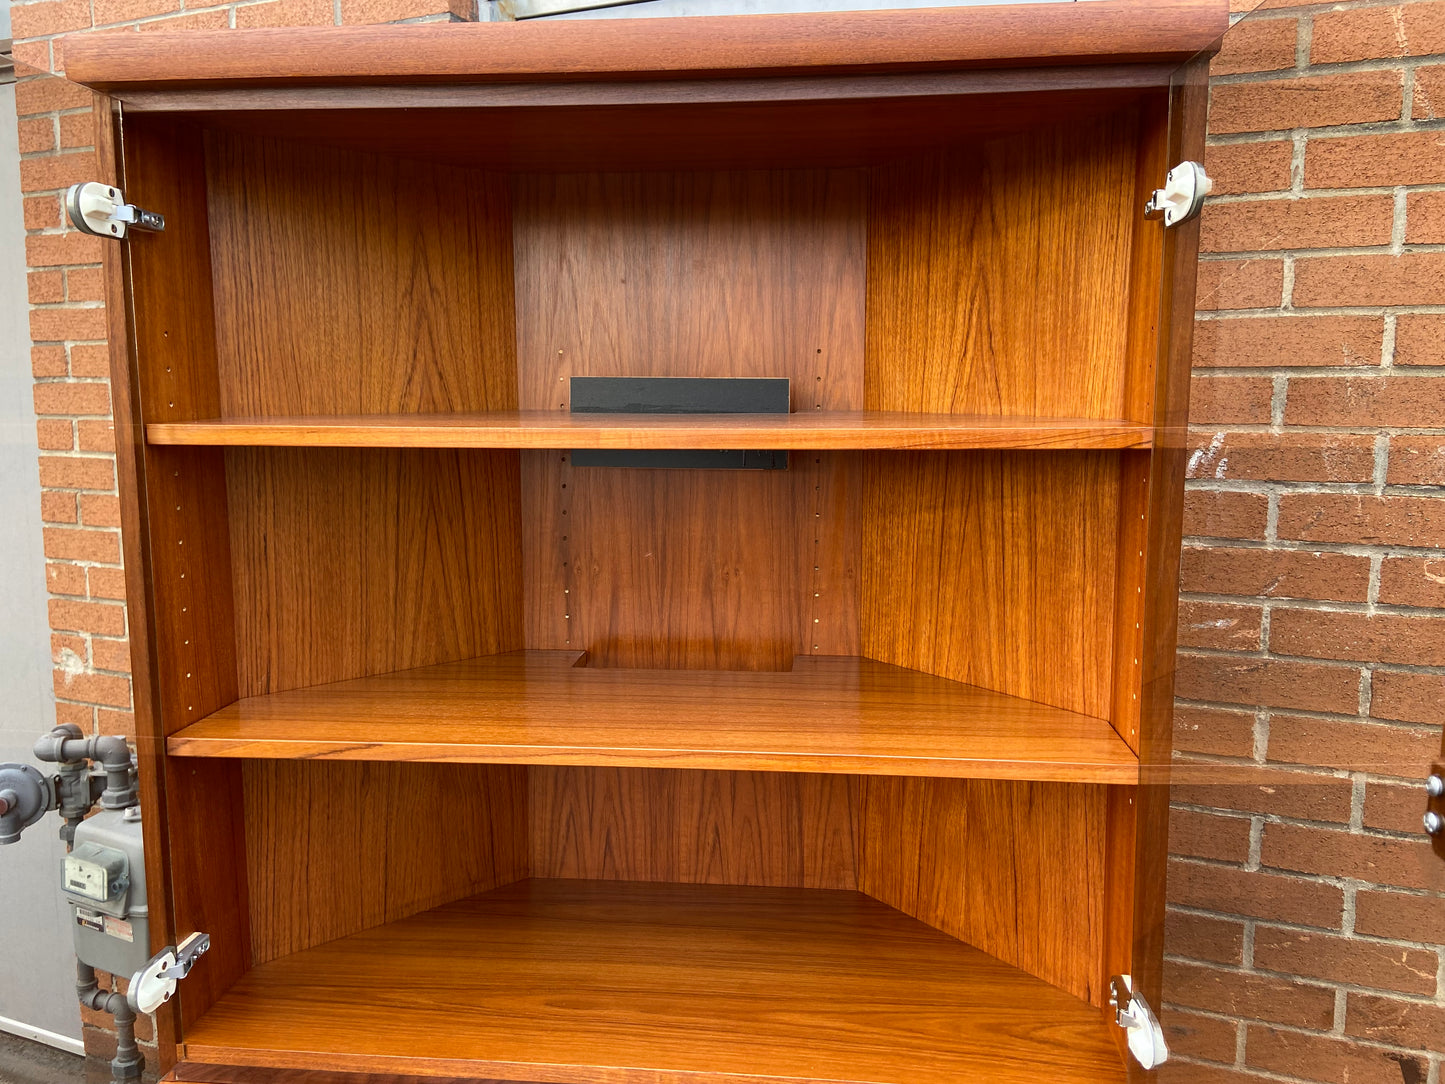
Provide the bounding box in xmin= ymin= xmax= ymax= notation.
xmin=104 ymin=916 xmax=134 ymax=942
xmin=75 ymin=912 xmax=104 ymax=933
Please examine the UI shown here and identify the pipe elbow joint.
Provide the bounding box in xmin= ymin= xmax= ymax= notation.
xmin=32 ymin=724 xmax=85 ymax=764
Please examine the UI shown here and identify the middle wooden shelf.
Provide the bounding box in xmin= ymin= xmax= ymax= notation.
xmin=165 ymin=651 xmax=1138 ymax=783
xmin=144 ymin=411 xmax=1156 ymax=451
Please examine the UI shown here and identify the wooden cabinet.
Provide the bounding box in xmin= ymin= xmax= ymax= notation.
xmin=66 ymin=5 xmax=1225 ymax=1081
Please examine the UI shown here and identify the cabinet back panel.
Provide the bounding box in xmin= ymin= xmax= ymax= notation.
xmin=866 ymin=112 xmax=1139 ymax=418
xmin=243 ymin=762 xmax=529 ymax=964
xmin=228 ymin=448 xmax=523 ymax=696
xmin=512 ymin=169 xmax=867 ymax=410
xmin=860 ymin=451 xmax=1119 ymax=718
xmin=512 ymin=170 xmax=866 ymax=669
xmin=532 ymin=767 xmax=857 ymax=890
xmin=206 ymin=131 xmax=518 ymax=416
xmin=529 ymin=767 xmax=1104 ymax=1004
xmin=522 ymin=451 xmax=856 ymax=670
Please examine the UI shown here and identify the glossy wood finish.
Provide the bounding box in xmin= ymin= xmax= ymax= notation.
xmin=117 ymin=115 xmax=252 ymax=1033
xmin=531 ymin=768 xmax=857 ymax=890
xmin=866 ymin=115 xmax=1138 ymax=420
xmin=243 ymin=762 xmax=527 ymax=962
xmin=226 ymin=448 xmax=522 ymax=697
xmin=166 ymin=651 xmax=1137 ymax=783
xmin=97 ymin=93 xmax=183 ymax=1064
xmin=861 ymin=451 xmax=1120 ymax=720
xmin=1118 ymin=60 xmax=1212 ymax=1052
xmin=513 ymin=170 xmax=864 ymax=409
xmin=206 ymin=132 xmax=516 ymax=418
xmin=514 ymin=168 xmax=864 ymax=671
xmin=147 ymin=412 xmax=1156 ymax=451
xmin=168 ymin=1067 xmax=510 ymax=1084
xmin=65 ymin=0 xmax=1227 ymax=90
xmin=853 ymin=777 xmax=1106 ymax=1004
xmin=179 ymin=879 xmax=1126 ymax=1084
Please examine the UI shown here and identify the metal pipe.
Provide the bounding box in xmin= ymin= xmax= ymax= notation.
xmin=76 ymin=961 xmax=144 ymax=1082
xmin=33 ymin=725 xmax=136 ymax=809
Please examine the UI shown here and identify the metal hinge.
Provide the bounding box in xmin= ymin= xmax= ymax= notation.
xmin=127 ymin=931 xmax=209 ymax=1014
xmin=65 ymin=182 xmax=166 ymax=239
xmin=1110 ymin=975 xmax=1169 ymax=1069
xmin=1143 ymin=161 xmax=1212 ymax=227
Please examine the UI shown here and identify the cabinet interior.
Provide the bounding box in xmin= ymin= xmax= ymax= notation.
xmin=119 ymin=82 xmax=1175 ymax=1082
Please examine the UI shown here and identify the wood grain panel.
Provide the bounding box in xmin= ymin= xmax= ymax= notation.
xmin=860 ymin=451 xmax=1119 ymax=718
xmin=119 ymin=114 xmax=251 ymax=1036
xmin=179 ymin=879 xmax=1126 ymax=1084
xmin=1118 ymin=60 xmax=1212 ymax=1051
xmin=866 ymin=112 xmax=1138 ymax=419
xmin=167 ymin=652 xmax=1136 ymax=783
xmin=101 ymin=98 xmax=184 ymax=1065
xmin=514 ymin=169 xmax=865 ymax=671
xmin=853 ymin=777 xmax=1107 ymax=1005
xmin=242 ymin=761 xmax=528 ymax=963
xmin=169 ymin=1066 xmax=517 ymax=1084
xmin=532 ymin=768 xmax=855 ymax=890
xmin=227 ymin=448 xmax=522 ymax=696
xmin=206 ymin=130 xmax=516 ymax=417
xmin=512 ymin=169 xmax=865 ymax=409
xmin=146 ymin=412 xmax=1156 ymax=451
xmin=530 ymin=457 xmax=803 ymax=670
xmin=64 ymin=0 xmax=1228 ymax=90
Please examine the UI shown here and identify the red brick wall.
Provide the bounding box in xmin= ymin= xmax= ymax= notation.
xmin=1165 ymin=3 xmax=1445 ymax=1081
xmin=11 ymin=0 xmax=1445 ymax=1078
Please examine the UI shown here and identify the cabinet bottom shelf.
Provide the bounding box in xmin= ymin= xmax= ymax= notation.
xmin=179 ymin=879 xmax=1125 ymax=1084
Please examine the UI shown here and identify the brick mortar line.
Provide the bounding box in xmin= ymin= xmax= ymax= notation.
xmin=1208 ymin=183 xmax=1445 ymax=200
xmin=1179 ymin=592 xmax=1445 ymax=618
xmin=1182 ymin=537 xmax=1445 ymax=559
xmin=1178 ymin=641 xmax=1445 ymax=668
xmin=1171 ymin=799 xmax=1436 ymax=843
xmin=1173 ymin=694 xmax=1444 ymax=723
xmin=1157 ymin=1004 xmax=1436 ymax=1051
xmin=1198 ymin=303 xmax=1445 ymax=315
xmin=1209 ymin=117 xmax=1445 ymax=141
xmin=1164 ymin=957 xmax=1443 ymax=1005
xmin=1203 ymin=243 xmax=1445 ymax=256
xmin=1170 ymin=853 xmax=1437 ymax=898
xmin=1212 ymin=53 xmax=1445 ymax=85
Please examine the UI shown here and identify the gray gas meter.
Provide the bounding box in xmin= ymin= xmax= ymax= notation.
xmin=62 ymin=810 xmax=150 ymax=979
xmin=1 ymin=725 xmax=208 ymax=1083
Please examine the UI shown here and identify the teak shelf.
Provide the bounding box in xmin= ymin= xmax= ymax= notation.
xmin=165 ymin=651 xmax=1139 ymax=782
xmin=177 ymin=880 xmax=1126 ymax=1084
xmin=72 ymin=3 xmax=1223 ymax=1081
xmin=146 ymin=412 xmax=1158 ymax=451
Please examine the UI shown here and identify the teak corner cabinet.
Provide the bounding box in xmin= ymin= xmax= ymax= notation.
xmin=66 ymin=4 xmax=1226 ymax=1081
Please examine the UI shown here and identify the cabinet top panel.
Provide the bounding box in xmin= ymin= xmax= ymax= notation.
xmin=65 ymin=0 xmax=1225 ymax=94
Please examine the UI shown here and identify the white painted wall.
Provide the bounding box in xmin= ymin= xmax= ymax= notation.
xmin=0 ymin=33 xmax=88 ymax=1050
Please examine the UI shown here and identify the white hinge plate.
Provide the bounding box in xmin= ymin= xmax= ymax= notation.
xmin=65 ymin=182 xmax=165 ymax=239
xmin=1144 ymin=161 xmax=1212 ymax=227
xmin=1110 ymin=974 xmax=1169 ymax=1069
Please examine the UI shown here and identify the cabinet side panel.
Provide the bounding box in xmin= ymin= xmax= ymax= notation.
xmin=243 ymin=762 xmax=529 ymax=964
xmin=206 ymin=131 xmax=517 ymax=416
xmin=119 ymin=114 xmax=251 ymax=1033
xmin=1128 ymin=57 xmax=1210 ymax=1027
xmin=865 ymin=111 xmax=1138 ymax=419
xmin=860 ymin=451 xmax=1119 ymax=718
xmin=227 ymin=447 xmax=523 ymax=697
xmin=531 ymin=767 xmax=857 ymax=891
xmin=853 ymin=778 xmax=1107 ymax=1005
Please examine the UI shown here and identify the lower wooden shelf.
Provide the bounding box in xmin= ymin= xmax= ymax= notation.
xmin=179 ymin=879 xmax=1125 ymax=1084
xmin=165 ymin=651 xmax=1138 ymax=783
